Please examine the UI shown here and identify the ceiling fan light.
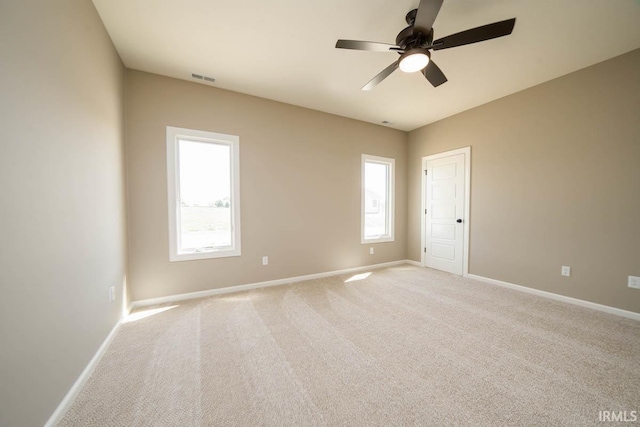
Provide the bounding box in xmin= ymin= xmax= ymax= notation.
xmin=399 ymin=49 xmax=430 ymax=73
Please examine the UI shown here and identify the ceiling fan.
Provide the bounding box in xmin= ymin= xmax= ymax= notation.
xmin=335 ymin=0 xmax=516 ymax=90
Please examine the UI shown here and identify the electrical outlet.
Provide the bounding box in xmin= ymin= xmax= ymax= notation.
xmin=561 ymin=266 xmax=571 ymax=277
xmin=628 ymin=276 xmax=640 ymax=289
xmin=262 ymin=256 xmax=268 ymax=266
xmin=108 ymin=286 xmax=115 ymax=302
xmin=369 ymin=247 xmax=374 ymax=255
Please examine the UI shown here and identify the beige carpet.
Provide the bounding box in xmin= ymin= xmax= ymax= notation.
xmin=59 ymin=265 xmax=640 ymax=426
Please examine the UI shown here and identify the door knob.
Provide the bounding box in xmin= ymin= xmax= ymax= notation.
xmin=456 ymin=219 xmax=463 ymax=223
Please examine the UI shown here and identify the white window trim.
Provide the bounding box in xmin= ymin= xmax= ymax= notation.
xmin=361 ymin=154 xmax=395 ymax=244
xmin=166 ymin=126 xmax=241 ymax=262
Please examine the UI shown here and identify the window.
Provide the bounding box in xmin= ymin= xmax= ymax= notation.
xmin=361 ymin=154 xmax=395 ymax=243
xmin=166 ymin=126 xmax=241 ymax=261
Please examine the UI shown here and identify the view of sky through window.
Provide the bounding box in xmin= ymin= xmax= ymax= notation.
xmin=178 ymin=139 xmax=230 ymax=206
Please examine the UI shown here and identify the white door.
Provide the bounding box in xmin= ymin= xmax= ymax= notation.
xmin=424 ymin=153 xmax=466 ymax=275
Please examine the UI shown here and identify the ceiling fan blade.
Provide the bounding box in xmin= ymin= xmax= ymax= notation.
xmin=432 ymin=18 xmax=516 ymax=51
xmin=362 ymin=61 xmax=399 ymax=91
xmin=422 ymin=60 xmax=447 ymax=87
xmin=336 ymin=40 xmax=401 ymax=52
xmin=413 ymin=0 xmax=444 ymax=35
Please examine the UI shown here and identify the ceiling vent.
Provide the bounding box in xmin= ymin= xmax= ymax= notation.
xmin=191 ymin=73 xmax=216 ymax=84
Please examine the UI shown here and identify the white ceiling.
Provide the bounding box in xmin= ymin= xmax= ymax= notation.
xmin=93 ymin=0 xmax=640 ymax=131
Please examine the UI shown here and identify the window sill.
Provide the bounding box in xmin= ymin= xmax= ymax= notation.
xmin=361 ymin=236 xmax=394 ymax=244
xmin=169 ymin=248 xmax=241 ymax=262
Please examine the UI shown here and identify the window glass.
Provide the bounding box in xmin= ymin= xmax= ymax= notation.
xmin=364 ymin=161 xmax=389 ymax=238
xmin=178 ymin=139 xmax=232 ymax=252
xmin=362 ymin=155 xmax=394 ymax=243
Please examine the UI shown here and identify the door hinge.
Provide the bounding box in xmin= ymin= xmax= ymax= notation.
xmin=424 ymin=247 xmax=426 ymax=253
xmin=425 ymin=209 xmax=427 ymax=214
xmin=424 ymin=170 xmax=428 ymax=175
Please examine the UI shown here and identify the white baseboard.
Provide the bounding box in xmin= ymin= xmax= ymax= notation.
xmin=132 ymin=260 xmax=411 ymax=308
xmin=466 ymin=274 xmax=640 ymax=322
xmin=44 ymin=319 xmax=122 ymax=427
xmin=404 ymin=259 xmax=423 ymax=267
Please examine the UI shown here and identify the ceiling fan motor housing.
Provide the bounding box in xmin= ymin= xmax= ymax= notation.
xmin=396 ymin=16 xmax=434 ymax=50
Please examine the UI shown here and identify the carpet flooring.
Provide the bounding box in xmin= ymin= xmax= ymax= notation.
xmin=59 ymin=265 xmax=640 ymax=426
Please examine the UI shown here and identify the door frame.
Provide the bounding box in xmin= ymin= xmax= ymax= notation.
xmin=421 ymin=146 xmax=471 ymax=276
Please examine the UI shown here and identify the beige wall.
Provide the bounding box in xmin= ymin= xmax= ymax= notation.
xmin=126 ymin=71 xmax=407 ymax=301
xmin=0 ymin=1 xmax=127 ymax=426
xmin=408 ymin=49 xmax=640 ymax=313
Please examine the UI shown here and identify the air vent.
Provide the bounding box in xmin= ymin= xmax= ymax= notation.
xmin=191 ymin=73 xmax=216 ymax=84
